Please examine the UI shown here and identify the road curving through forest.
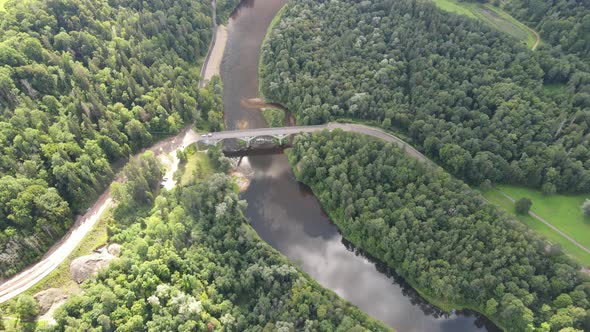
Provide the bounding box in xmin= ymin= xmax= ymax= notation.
xmin=0 ymin=0 xmax=222 ymax=304
xmin=528 ymin=25 xmax=541 ymax=50
xmin=0 ymin=127 xmax=199 ymax=303
xmin=0 ymin=118 xmax=436 ymax=304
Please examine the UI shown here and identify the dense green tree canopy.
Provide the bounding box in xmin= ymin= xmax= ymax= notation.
xmin=289 ymin=130 xmax=590 ymax=331
xmin=261 ymin=0 xmax=590 ymax=193
xmin=110 ymin=151 xmax=163 ymax=217
xmin=197 ymin=75 xmax=225 ymax=132
xmin=51 ymin=169 xmax=388 ymax=331
xmin=503 ymin=0 xmax=590 ymax=62
xmin=13 ymin=294 xmax=39 ymax=323
xmin=0 ymin=0 xmax=226 ymax=278
xmin=216 ymin=0 xmax=241 ymax=23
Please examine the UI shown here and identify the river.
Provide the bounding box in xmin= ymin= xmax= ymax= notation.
xmin=220 ymin=1 xmax=498 ymax=331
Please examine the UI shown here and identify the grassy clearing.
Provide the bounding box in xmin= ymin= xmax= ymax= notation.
xmin=432 ymin=0 xmax=476 ymax=18
xmin=498 ymin=185 xmax=590 ymax=246
xmin=481 ymin=186 xmax=590 ymax=266
xmin=432 ymin=0 xmax=537 ymax=49
xmin=481 ymin=4 xmax=537 ymax=48
xmin=291 ymin=159 xmax=509 ymax=332
xmin=179 ymin=146 xmax=214 ymax=185
xmin=261 ymin=108 xmax=285 ymax=127
xmin=543 ymin=82 xmax=569 ymax=95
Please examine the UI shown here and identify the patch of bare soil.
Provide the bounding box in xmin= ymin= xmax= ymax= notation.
xmin=34 ymin=288 xmax=69 ymax=325
xmin=203 ymin=25 xmax=228 ymax=82
xmin=241 ymin=97 xmax=267 ymax=109
xmin=231 ymin=171 xmax=251 ymax=192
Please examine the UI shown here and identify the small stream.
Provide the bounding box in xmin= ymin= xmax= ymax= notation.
xmin=220 ymin=1 xmax=499 ymax=331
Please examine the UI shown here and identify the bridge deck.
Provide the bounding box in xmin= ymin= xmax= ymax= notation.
xmin=194 ymin=123 xmax=430 ymax=164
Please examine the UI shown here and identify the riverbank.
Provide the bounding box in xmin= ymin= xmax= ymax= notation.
xmin=230 ymin=170 xmax=250 ymax=192
xmin=286 ymin=146 xmax=506 ymax=332
xmin=202 ymin=25 xmax=228 ymax=84
xmin=256 ymin=4 xmax=298 ymax=127
xmin=240 ymin=98 xmax=295 ymax=127
xmin=261 ymin=108 xmax=285 ymax=127
xmin=224 ymin=0 xmax=499 ymax=329
xmin=258 ymin=3 xmax=288 ymax=98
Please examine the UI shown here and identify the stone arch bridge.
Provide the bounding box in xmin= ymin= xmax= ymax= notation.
xmin=192 ymin=123 xmax=430 ymax=164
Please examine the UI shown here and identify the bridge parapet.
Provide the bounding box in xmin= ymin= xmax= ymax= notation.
xmin=189 ymin=123 xmax=430 ymax=162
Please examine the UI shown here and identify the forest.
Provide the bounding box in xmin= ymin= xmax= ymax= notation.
xmin=503 ymin=0 xmax=590 ymax=62
xmin=0 ymin=0 xmax=226 ymax=279
xmin=260 ymin=0 xmax=590 ymax=194
xmin=288 ymin=130 xmax=590 ymax=331
xmin=216 ymin=0 xmax=241 ymax=23
xmin=38 ymin=151 xmax=388 ymax=332
xmin=197 ymin=76 xmax=225 ymax=132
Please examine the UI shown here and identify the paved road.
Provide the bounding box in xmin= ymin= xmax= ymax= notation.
xmin=8 ymin=117 xmax=588 ymax=303
xmin=496 ymin=190 xmax=590 ymax=255
xmin=197 ymin=123 xmax=432 ymax=164
xmin=205 ymin=125 xmax=590 ymax=262
xmin=0 ymin=121 xmax=431 ymax=303
xmin=0 ymin=0 xmax=434 ymax=305
xmin=0 ymin=0 xmax=219 ymax=304
xmin=0 ymin=127 xmax=198 ymax=304
xmin=0 ymin=193 xmax=111 ymax=303
xmin=10 ymin=115 xmax=589 ymax=303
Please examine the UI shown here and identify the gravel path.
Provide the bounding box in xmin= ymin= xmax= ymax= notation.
xmin=496 ymin=190 xmax=590 ymax=255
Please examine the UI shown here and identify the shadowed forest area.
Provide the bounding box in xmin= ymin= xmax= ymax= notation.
xmin=261 ymin=0 xmax=590 ymax=194
xmin=289 ymin=130 xmax=590 ymax=331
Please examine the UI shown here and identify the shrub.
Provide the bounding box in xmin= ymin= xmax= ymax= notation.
xmin=515 ymin=198 xmax=533 ymax=215
xmin=582 ymin=199 xmax=590 ymax=217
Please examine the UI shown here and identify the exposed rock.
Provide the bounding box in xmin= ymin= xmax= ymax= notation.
xmin=69 ymin=247 xmax=116 ymax=283
xmin=107 ymin=243 xmax=122 ymax=256
xmin=38 ymin=298 xmax=67 ymax=326
xmin=34 ymin=288 xmax=68 ymax=315
xmin=241 ymin=97 xmax=266 ymax=109
xmin=230 ymin=171 xmax=251 ymax=192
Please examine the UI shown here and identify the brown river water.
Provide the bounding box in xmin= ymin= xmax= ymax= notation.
xmin=220 ymin=1 xmax=499 ymax=331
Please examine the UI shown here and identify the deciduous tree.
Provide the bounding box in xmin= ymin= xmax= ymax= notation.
xmin=515 ymin=198 xmax=533 ymax=215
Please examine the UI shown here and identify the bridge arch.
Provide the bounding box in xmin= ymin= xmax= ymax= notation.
xmin=198 ymin=133 xmax=294 ymax=148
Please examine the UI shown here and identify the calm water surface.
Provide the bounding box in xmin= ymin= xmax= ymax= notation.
xmin=221 ymin=1 xmax=499 ymax=331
